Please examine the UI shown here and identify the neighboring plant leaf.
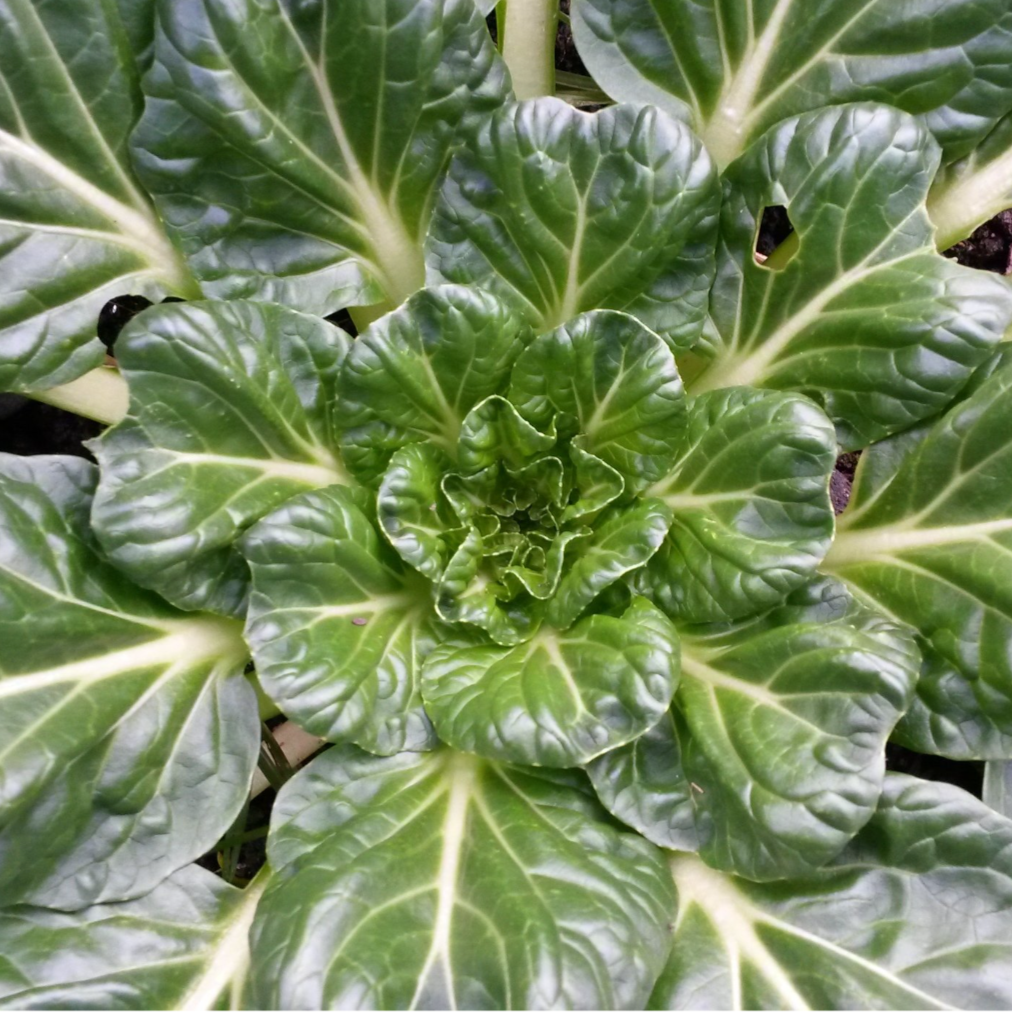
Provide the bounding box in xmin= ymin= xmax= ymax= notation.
xmin=133 ymin=0 xmax=510 ymax=314
xmin=427 ymin=98 xmax=720 ymax=351
xmin=984 ymin=761 xmax=1012 ymax=818
xmin=422 ymin=596 xmax=679 ymax=767
xmin=688 ymin=103 xmax=1012 ymax=448
xmin=509 ymin=310 xmax=686 ymax=491
xmin=929 ymin=111 xmax=1012 ymax=248
xmin=0 ymin=454 xmax=257 ymax=909
xmin=593 ymin=578 xmax=918 ymax=880
xmin=0 ymin=866 xmax=267 ymax=1010
xmin=651 ymin=775 xmax=1012 ymax=1010
xmin=335 ymin=287 xmax=527 ymax=485
xmin=242 ymin=485 xmax=439 ymax=755
xmin=572 ymin=0 xmax=1012 ymax=168
xmin=824 ymin=351 xmax=1012 ymax=758
xmin=249 ymin=747 xmax=676 ymax=1009
xmin=91 ymin=301 xmax=351 ymax=618
xmin=0 ymin=0 xmax=193 ymax=392
xmin=639 ymin=387 xmax=836 ymax=623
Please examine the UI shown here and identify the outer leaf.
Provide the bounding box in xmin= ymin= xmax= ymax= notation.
xmin=0 ymin=866 xmax=267 ymax=1010
xmin=510 ymin=311 xmax=686 ymax=490
xmin=824 ymin=352 xmax=1012 ymax=758
xmin=984 ymin=762 xmax=1012 ymax=818
xmin=242 ymin=485 xmax=439 ymax=755
xmin=572 ymin=0 xmax=1012 ymax=168
xmin=0 ymin=0 xmax=193 ymax=392
xmin=423 ymin=596 xmax=678 ymax=767
xmin=91 ymin=301 xmax=351 ymax=618
xmin=600 ymin=578 xmax=918 ymax=880
xmin=427 ymin=99 xmax=720 ymax=351
xmin=688 ymin=104 xmax=1012 ymax=448
xmin=587 ymin=710 xmax=700 ymax=853
xmin=651 ymin=775 xmax=1012 ymax=1011
xmin=640 ymin=387 xmax=835 ymax=623
xmin=250 ymin=747 xmax=676 ymax=1009
xmin=0 ymin=455 xmax=257 ymax=909
xmin=133 ymin=0 xmax=509 ymax=314
xmin=335 ymin=287 xmax=527 ymax=485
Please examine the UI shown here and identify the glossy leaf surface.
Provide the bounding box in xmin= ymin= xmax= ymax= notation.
xmin=572 ymin=0 xmax=1012 ymax=168
xmin=91 ymin=301 xmax=351 ymax=618
xmin=422 ymin=596 xmax=679 ymax=767
xmin=134 ymin=0 xmax=509 ymax=314
xmin=0 ymin=0 xmax=192 ymax=392
xmin=243 ymin=485 xmax=438 ymax=755
xmin=688 ymin=103 xmax=1012 ymax=449
xmin=0 ymin=455 xmax=257 ymax=909
xmin=250 ymin=747 xmax=676 ymax=1010
xmin=641 ymin=387 xmax=836 ymax=623
xmin=825 ymin=350 xmax=1012 ymax=758
xmin=427 ymin=98 xmax=720 ymax=351
xmin=651 ymin=775 xmax=1012 ymax=1010
xmin=0 ymin=866 xmax=266 ymax=1010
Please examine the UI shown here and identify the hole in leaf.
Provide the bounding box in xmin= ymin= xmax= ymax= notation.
xmin=754 ymin=205 xmax=797 ymax=269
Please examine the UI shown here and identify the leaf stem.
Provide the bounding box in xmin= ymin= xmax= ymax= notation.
xmin=29 ymin=366 xmax=129 ymax=425
xmin=250 ymin=720 xmax=325 ymax=798
xmin=500 ymin=0 xmax=558 ymax=100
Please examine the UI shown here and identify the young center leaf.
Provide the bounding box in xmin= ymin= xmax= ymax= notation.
xmin=91 ymin=300 xmax=352 ymax=618
xmin=421 ymin=596 xmax=679 ymax=767
xmin=242 ymin=485 xmax=441 ymax=755
xmin=651 ymin=776 xmax=1012 ymax=1011
xmin=0 ymin=866 xmax=268 ymax=1010
xmin=571 ymin=0 xmax=1012 ymax=169
xmin=509 ymin=310 xmax=686 ymax=492
xmin=0 ymin=0 xmax=194 ymax=392
xmin=638 ymin=387 xmax=836 ymax=623
xmin=426 ymin=99 xmax=720 ymax=351
xmin=687 ymin=103 xmax=1012 ymax=448
xmin=591 ymin=579 xmax=920 ymax=880
xmin=249 ymin=747 xmax=676 ymax=1010
xmin=335 ymin=286 xmax=528 ymax=485
xmin=0 ymin=455 xmax=258 ymax=910
xmin=823 ymin=348 xmax=1012 ymax=758
xmin=133 ymin=0 xmax=510 ymax=316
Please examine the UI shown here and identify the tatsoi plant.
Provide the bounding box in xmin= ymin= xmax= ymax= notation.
xmin=3 ymin=1 xmax=1012 ymax=1010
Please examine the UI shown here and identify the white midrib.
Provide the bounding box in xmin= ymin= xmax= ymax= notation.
xmin=533 ymin=631 xmax=589 ymax=715
xmin=670 ymin=854 xmax=810 ymax=1010
xmin=680 ymin=653 xmax=780 ymax=711
xmin=825 ymin=517 xmax=1012 ymax=568
xmin=0 ymin=128 xmax=190 ymax=289
xmin=409 ymin=753 xmax=478 ymax=1011
xmin=274 ymin=594 xmax=416 ymax=619
xmin=928 ymin=147 xmax=1012 ymax=249
xmin=157 ymin=449 xmax=346 ymax=487
xmin=177 ymin=872 xmax=271 ymax=1011
xmin=556 ymin=196 xmax=589 ymax=324
xmin=700 ymin=0 xmax=796 ymax=167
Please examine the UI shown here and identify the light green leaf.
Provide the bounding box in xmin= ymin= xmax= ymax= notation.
xmin=0 ymin=866 xmax=268 ymax=1010
xmin=546 ymin=498 xmax=673 ymax=628
xmin=929 ymin=112 xmax=1012 ymax=248
xmin=640 ymin=387 xmax=836 ymax=623
xmin=687 ymin=103 xmax=1012 ymax=448
xmin=457 ymin=396 xmax=556 ymax=472
xmin=242 ymin=485 xmax=439 ymax=756
xmin=824 ymin=351 xmax=1012 ymax=758
xmin=572 ymin=0 xmax=1012 ymax=169
xmin=133 ymin=0 xmax=509 ymax=315
xmin=427 ymin=98 xmax=720 ymax=351
xmin=510 ymin=311 xmax=686 ymax=490
xmin=633 ymin=578 xmax=918 ymax=880
xmin=0 ymin=0 xmax=193 ymax=392
xmin=0 ymin=454 xmax=257 ymax=909
xmin=651 ymin=775 xmax=1012 ymax=1011
xmin=91 ymin=300 xmax=351 ymax=618
xmin=335 ymin=286 xmax=527 ymax=485
xmin=422 ymin=597 xmax=679 ymax=767
xmin=249 ymin=747 xmax=676 ymax=1009
xmin=587 ymin=710 xmax=700 ymax=852
xmin=984 ymin=762 xmax=1012 ymax=818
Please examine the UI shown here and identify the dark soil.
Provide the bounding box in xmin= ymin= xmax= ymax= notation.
xmin=943 ymin=209 xmax=1012 ymax=273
